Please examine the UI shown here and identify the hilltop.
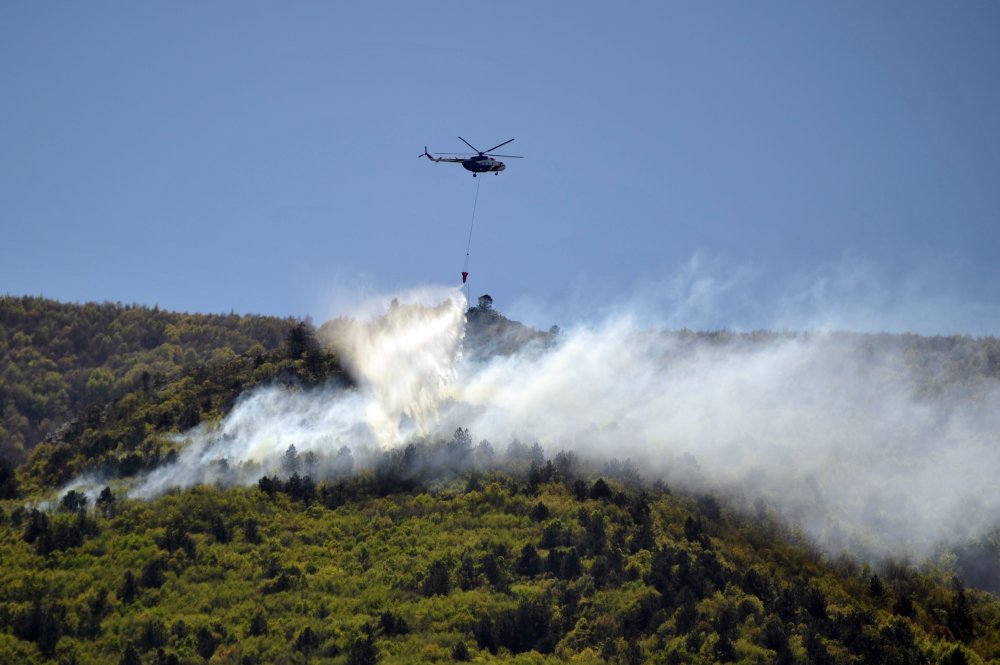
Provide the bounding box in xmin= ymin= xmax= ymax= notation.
xmin=0 ymin=296 xmax=312 ymax=465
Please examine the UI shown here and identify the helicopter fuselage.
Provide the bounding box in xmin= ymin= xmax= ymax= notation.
xmin=420 ymin=138 xmax=519 ymax=176
xmin=463 ymin=156 xmax=505 ymax=174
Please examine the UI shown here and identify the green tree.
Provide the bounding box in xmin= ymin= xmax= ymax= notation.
xmin=295 ymin=626 xmax=320 ymax=653
xmin=196 ymin=626 xmax=219 ymax=660
xmin=60 ymin=489 xmax=88 ymax=512
xmin=118 ymin=571 xmax=137 ymax=604
xmin=451 ymin=640 xmax=470 ymax=661
xmin=85 ymin=367 xmax=116 ymax=402
xmin=516 ymin=543 xmax=543 ymax=577
xmin=948 ymin=583 xmax=975 ymax=642
xmin=119 ymin=641 xmax=141 ymax=665
xmin=347 ymin=627 xmax=379 ymax=665
xmin=96 ymin=485 xmax=115 ymax=517
xmin=0 ymin=456 xmax=18 ymax=498
xmin=247 ymin=610 xmax=268 ymax=637
xmin=283 ymin=444 xmax=300 ymax=475
xmin=423 ymin=559 xmax=451 ymax=596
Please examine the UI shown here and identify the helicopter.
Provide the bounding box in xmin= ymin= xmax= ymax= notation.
xmin=420 ymin=137 xmax=523 ymax=176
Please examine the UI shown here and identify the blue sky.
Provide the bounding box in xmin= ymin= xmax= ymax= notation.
xmin=2 ymin=2 xmax=998 ymax=334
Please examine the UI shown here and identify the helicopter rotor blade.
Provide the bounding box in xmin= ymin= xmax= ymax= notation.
xmin=484 ymin=138 xmax=515 ymax=154
xmin=457 ymin=136 xmax=481 ymax=154
xmin=487 ymin=154 xmax=523 ymax=159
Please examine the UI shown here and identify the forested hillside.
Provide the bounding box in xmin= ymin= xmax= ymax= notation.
xmin=2 ymin=443 xmax=1000 ymax=664
xmin=0 ymin=297 xmax=305 ymax=464
xmin=2 ymin=297 xmax=999 ymax=663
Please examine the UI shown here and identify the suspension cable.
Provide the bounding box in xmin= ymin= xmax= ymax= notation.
xmin=461 ymin=176 xmax=482 ymax=300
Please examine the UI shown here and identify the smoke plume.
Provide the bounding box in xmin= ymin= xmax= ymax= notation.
xmin=130 ymin=286 xmax=465 ymax=499
xmin=62 ymin=279 xmax=1000 ymax=562
xmin=444 ymin=322 xmax=1000 ymax=558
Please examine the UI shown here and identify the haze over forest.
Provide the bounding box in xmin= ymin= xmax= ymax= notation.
xmin=5 ymin=292 xmax=1000 ymax=558
xmin=3 ymin=2 xmax=999 ymax=662
xmin=3 ymin=294 xmax=1000 ymax=663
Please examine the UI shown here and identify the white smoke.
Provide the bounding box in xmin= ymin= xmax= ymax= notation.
xmin=132 ymin=386 xmax=371 ymax=499
xmin=124 ymin=286 xmax=465 ymax=499
xmin=443 ymin=323 xmax=1000 ymax=557
xmin=59 ymin=275 xmax=1000 ymax=561
xmin=321 ymin=287 xmax=466 ymax=446
xmin=510 ymin=251 xmax=1000 ymax=337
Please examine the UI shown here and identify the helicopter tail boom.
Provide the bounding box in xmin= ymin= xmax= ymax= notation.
xmin=419 ymin=147 xmax=465 ymax=164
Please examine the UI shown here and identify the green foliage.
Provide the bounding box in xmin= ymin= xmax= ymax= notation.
xmin=10 ymin=312 xmax=347 ymax=492
xmin=0 ymin=457 xmax=20 ymax=499
xmin=2 ymin=462 xmax=1000 ymax=663
xmin=3 ymin=296 xmax=1000 ymax=662
xmin=0 ymin=296 xmax=309 ymax=465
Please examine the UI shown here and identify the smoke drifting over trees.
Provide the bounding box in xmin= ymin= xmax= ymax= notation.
xmin=52 ymin=286 xmax=1000 ymax=566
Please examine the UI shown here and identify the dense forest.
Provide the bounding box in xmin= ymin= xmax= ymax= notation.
xmin=3 ymin=441 xmax=1000 ymax=664
xmin=0 ymin=296 xmax=303 ymax=465
xmin=1 ymin=296 xmax=999 ymax=663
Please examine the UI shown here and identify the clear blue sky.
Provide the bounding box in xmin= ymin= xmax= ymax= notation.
xmin=2 ymin=2 xmax=998 ymax=334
